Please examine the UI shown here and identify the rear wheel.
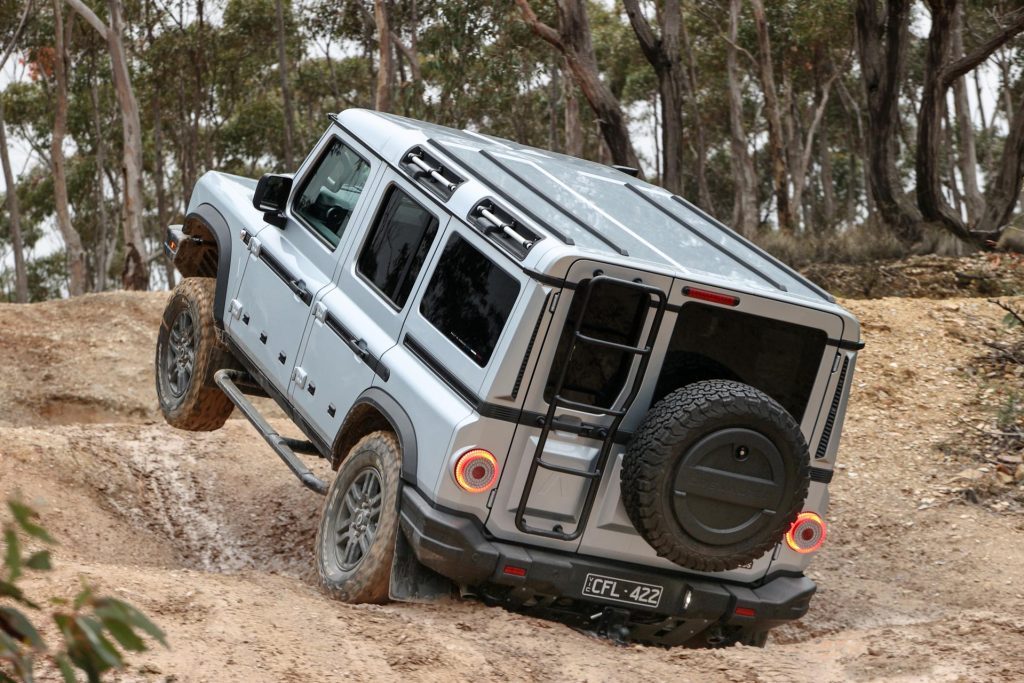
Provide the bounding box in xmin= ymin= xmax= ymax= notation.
xmin=155 ymin=278 xmax=235 ymax=431
xmin=316 ymin=431 xmax=401 ymax=604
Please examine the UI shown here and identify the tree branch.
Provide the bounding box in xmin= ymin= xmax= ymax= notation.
xmin=941 ymin=9 xmax=1024 ymax=85
xmin=390 ymin=30 xmax=420 ymax=82
xmin=514 ymin=0 xmax=563 ymax=50
xmin=0 ymin=0 xmax=33 ymax=72
xmin=622 ymin=0 xmax=661 ymax=63
xmin=64 ymin=0 xmax=109 ymax=38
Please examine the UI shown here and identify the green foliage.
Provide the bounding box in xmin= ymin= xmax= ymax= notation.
xmin=0 ymin=498 xmax=166 ymax=682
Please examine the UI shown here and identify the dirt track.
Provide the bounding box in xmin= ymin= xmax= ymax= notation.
xmin=2 ymin=292 xmax=1024 ymax=682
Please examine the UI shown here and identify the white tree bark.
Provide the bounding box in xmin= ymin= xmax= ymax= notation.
xmin=65 ymin=0 xmax=149 ymax=290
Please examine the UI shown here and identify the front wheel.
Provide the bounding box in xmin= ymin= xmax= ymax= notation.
xmin=316 ymin=431 xmax=402 ymax=604
xmin=155 ymin=277 xmax=235 ymax=431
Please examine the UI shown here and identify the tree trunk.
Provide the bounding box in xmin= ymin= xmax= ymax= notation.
xmin=108 ymin=0 xmax=148 ymax=290
xmin=854 ymin=0 xmax=922 ymax=244
xmin=818 ymin=105 xmax=837 ymax=230
xmin=67 ymin=0 xmax=150 ymax=289
xmin=0 ymin=0 xmax=30 ymax=302
xmin=516 ymin=0 xmax=642 ymax=172
xmin=0 ymin=100 xmax=28 ymax=302
xmin=916 ymin=0 xmax=1024 ymax=242
xmin=951 ymin=2 xmax=984 ymax=224
xmin=749 ymin=0 xmax=791 ymax=232
xmin=977 ymin=93 xmax=1024 ymax=237
xmin=564 ymin=58 xmax=583 ymax=157
xmin=274 ymin=0 xmax=296 ymax=169
xmin=153 ymin=93 xmax=176 ymax=289
xmin=680 ymin=14 xmax=714 ymax=211
xmin=374 ymin=0 xmax=393 ymax=112
xmin=548 ymin=64 xmax=560 ymax=151
xmin=726 ymin=0 xmax=758 ymax=236
xmin=52 ymin=0 xmax=87 ymax=297
xmin=623 ymin=0 xmax=682 ymax=191
xmin=88 ymin=76 xmax=113 ymax=292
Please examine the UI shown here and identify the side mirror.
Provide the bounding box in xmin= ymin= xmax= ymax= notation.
xmin=252 ymin=173 xmax=292 ymax=227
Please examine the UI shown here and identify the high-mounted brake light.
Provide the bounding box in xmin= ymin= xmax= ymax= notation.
xmin=682 ymin=286 xmax=740 ymax=307
xmin=785 ymin=512 xmax=827 ymax=554
xmin=454 ymin=448 xmax=499 ymax=493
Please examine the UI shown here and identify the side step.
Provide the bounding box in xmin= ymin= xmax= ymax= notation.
xmin=214 ymin=369 xmax=328 ymax=495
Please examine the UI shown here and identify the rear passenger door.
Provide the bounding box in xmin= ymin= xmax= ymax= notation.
xmin=290 ymin=174 xmax=446 ymax=442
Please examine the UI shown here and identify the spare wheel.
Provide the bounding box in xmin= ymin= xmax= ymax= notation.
xmin=621 ymin=380 xmax=810 ymax=572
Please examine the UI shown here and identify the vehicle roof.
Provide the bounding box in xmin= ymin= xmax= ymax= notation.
xmin=334 ymin=109 xmax=831 ymax=303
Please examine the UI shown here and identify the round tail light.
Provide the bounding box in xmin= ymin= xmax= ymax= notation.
xmin=454 ymin=449 xmax=499 ymax=493
xmin=785 ymin=512 xmax=826 ymax=554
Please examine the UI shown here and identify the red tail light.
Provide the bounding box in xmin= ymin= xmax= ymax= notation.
xmin=785 ymin=512 xmax=826 ymax=554
xmin=682 ymin=286 xmax=740 ymax=307
xmin=454 ymin=448 xmax=499 ymax=493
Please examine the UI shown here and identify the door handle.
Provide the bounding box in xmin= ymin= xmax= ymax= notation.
xmin=352 ymin=338 xmax=370 ymax=361
xmin=287 ymin=277 xmax=311 ymax=304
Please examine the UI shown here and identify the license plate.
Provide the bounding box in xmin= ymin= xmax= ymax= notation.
xmin=581 ymin=573 xmax=664 ymax=609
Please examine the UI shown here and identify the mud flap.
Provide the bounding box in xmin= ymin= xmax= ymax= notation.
xmin=389 ymin=528 xmax=454 ymax=603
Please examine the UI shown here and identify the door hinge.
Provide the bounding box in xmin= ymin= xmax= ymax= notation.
xmin=291 ymin=366 xmax=308 ymax=389
xmin=247 ymin=235 xmax=262 ymax=257
xmin=229 ymin=299 xmax=243 ymax=320
xmin=312 ymin=301 xmax=327 ymax=322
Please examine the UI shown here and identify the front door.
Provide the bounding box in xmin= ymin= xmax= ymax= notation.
xmin=227 ymin=134 xmax=377 ymax=394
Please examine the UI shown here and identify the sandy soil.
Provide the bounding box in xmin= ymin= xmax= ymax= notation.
xmin=2 ymin=291 xmax=1023 ymax=682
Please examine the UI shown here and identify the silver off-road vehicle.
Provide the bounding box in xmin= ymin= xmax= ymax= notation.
xmin=156 ymin=109 xmax=861 ymax=647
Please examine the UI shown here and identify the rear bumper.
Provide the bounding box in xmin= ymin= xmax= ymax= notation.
xmin=400 ymin=486 xmax=815 ymax=631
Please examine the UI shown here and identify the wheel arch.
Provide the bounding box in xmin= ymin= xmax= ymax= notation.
xmin=332 ymin=388 xmax=418 ymax=484
xmin=176 ymin=203 xmax=233 ymax=327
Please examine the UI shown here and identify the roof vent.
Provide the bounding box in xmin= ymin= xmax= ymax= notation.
xmin=401 ymin=146 xmax=464 ymax=201
xmin=469 ymin=199 xmax=541 ymax=260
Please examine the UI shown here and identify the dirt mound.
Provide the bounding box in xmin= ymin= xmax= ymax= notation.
xmin=802 ymin=253 xmax=1024 ymax=299
xmin=0 ymin=292 xmax=167 ymax=426
xmin=2 ymin=290 xmax=1024 ymax=681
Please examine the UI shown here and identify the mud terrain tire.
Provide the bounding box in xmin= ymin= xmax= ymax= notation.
xmin=155 ymin=277 xmax=235 ymax=431
xmin=316 ymin=431 xmax=401 ymax=604
xmin=621 ymin=380 xmax=809 ymax=572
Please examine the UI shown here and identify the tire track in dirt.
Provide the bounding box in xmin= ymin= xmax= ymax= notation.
xmin=3 ymin=292 xmax=1024 ymax=681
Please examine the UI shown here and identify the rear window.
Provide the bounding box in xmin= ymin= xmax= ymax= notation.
xmin=357 ymin=186 xmax=440 ymax=308
xmin=544 ymin=279 xmax=648 ymax=409
xmin=420 ymin=234 xmax=520 ymax=366
xmin=655 ymin=303 xmax=827 ymax=420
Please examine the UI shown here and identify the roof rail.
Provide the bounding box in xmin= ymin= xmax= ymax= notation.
xmin=479 ymin=150 xmax=629 ymax=256
xmin=624 ymin=184 xmax=785 ymax=291
xmin=669 ymin=195 xmax=834 ymax=302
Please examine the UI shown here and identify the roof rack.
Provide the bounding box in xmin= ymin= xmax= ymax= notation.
xmin=426 ymin=138 xmax=574 ymax=247
xmin=469 ymin=199 xmax=541 ymax=260
xmin=401 ymin=145 xmax=464 ymax=201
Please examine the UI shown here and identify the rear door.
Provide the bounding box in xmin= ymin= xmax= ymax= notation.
xmin=485 ymin=260 xmax=674 ymax=554
xmin=290 ymin=173 xmax=448 ymax=441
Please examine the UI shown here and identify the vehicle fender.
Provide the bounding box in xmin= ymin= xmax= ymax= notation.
xmin=334 ymin=387 xmax=418 ymax=484
xmin=179 ymin=203 xmax=233 ymax=327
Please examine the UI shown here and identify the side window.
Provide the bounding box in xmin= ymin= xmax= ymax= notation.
xmin=357 ymin=186 xmax=440 ymax=308
xmin=293 ymin=139 xmax=371 ymax=248
xmin=420 ymin=234 xmax=520 ymax=367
